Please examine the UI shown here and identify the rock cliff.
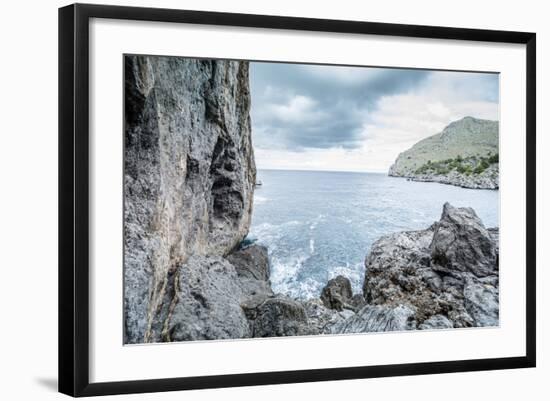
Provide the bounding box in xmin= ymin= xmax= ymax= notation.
xmin=124 ymin=56 xmax=256 ymax=343
xmin=389 ymin=117 xmax=499 ymax=189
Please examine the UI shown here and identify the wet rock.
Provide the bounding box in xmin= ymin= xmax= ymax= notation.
xmin=350 ymin=294 xmax=367 ymax=311
xmin=227 ymin=244 xmax=270 ymax=281
xmin=252 ymin=296 xmax=309 ymax=337
xmin=321 ymin=275 xmax=353 ymax=311
xmin=362 ymin=203 xmax=499 ymax=330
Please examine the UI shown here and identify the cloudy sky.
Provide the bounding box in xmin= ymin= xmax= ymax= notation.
xmin=250 ymin=62 xmax=499 ymax=173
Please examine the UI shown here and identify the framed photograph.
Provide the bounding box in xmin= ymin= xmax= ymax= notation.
xmin=58 ymin=3 xmax=536 ymax=397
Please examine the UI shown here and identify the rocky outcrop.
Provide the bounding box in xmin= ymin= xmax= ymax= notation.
xmin=165 ymin=256 xmax=251 ymax=342
xmin=303 ymin=299 xmax=355 ymax=334
xmin=389 ymin=117 xmax=499 ymax=189
xmin=320 ymin=275 xmax=353 ymax=311
xmin=331 ymin=304 xmax=417 ymax=334
xmin=320 ymin=275 xmax=365 ymax=312
xmin=430 ymin=203 xmax=498 ymax=277
xmin=227 ymin=243 xmax=271 ymax=282
xmin=359 ymin=202 xmax=499 ymax=330
xmin=404 ymin=164 xmax=498 ymax=189
xmin=230 ymin=202 xmax=499 ymax=338
xmin=124 ymin=56 xmax=256 ymax=343
xmin=251 ymin=296 xmax=310 ymax=337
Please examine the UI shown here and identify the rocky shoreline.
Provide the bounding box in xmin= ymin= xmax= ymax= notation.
xmin=150 ymin=202 xmax=499 ymax=342
xmin=389 ymin=164 xmax=499 ymax=190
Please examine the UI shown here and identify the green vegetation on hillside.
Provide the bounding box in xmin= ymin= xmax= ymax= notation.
xmin=414 ymin=153 xmax=499 ymax=176
xmin=390 ymin=117 xmax=499 ymax=176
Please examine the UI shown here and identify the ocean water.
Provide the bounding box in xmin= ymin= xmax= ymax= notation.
xmin=247 ymin=169 xmax=499 ymax=300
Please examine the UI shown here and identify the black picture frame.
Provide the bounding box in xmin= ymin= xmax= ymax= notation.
xmin=59 ymin=3 xmax=536 ymax=397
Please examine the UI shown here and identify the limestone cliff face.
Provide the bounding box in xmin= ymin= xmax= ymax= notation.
xmin=124 ymin=56 xmax=256 ymax=343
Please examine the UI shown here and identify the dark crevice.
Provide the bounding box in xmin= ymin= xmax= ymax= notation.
xmin=186 ymin=155 xmax=200 ymax=179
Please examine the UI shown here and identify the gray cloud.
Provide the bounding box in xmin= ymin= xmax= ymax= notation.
xmin=250 ymin=63 xmax=431 ymax=150
xmin=250 ymin=62 xmax=499 ymax=151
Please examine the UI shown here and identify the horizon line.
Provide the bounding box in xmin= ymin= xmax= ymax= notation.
xmin=256 ymin=167 xmax=388 ymax=174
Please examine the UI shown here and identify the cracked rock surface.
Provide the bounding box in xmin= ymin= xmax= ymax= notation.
xmin=360 ymin=202 xmax=499 ymax=330
xmin=124 ymin=56 xmax=255 ymax=343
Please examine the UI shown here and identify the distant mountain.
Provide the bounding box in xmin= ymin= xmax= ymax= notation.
xmin=389 ymin=117 xmax=499 ymax=189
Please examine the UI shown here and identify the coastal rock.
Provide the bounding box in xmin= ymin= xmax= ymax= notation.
xmin=404 ymin=164 xmax=498 ymax=189
xmin=251 ymin=296 xmax=309 ymax=337
xmin=321 ymin=275 xmax=354 ymax=311
xmin=331 ymin=304 xmax=417 ymax=334
xmin=362 ymin=203 xmax=499 ymax=329
xmin=303 ymin=299 xmax=355 ymax=334
xmin=227 ymin=244 xmax=270 ymax=282
xmin=463 ymin=280 xmax=499 ymax=327
xmin=166 ymin=256 xmax=251 ymax=342
xmin=124 ymin=56 xmax=255 ymax=343
xmin=418 ymin=314 xmax=454 ymax=330
xmin=431 ymin=203 xmax=498 ymax=277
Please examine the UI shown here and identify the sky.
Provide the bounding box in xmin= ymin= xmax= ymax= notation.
xmin=250 ymin=62 xmax=499 ymax=173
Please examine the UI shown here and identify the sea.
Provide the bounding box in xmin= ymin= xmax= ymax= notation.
xmin=247 ymin=169 xmax=500 ymax=300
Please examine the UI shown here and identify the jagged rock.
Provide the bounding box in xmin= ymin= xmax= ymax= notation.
xmin=227 ymin=244 xmax=270 ymax=281
xmin=321 ymin=275 xmax=353 ymax=311
xmin=363 ymin=226 xmax=435 ymax=305
xmin=331 ymin=304 xmax=417 ymax=334
xmin=227 ymin=244 xmax=274 ymax=320
xmin=362 ymin=203 xmax=499 ymax=330
xmin=303 ymin=299 xmax=355 ymax=334
xmin=350 ymin=294 xmax=367 ymax=311
xmin=430 ymin=203 xmax=498 ymax=277
xmin=418 ymin=314 xmax=454 ymax=330
xmin=463 ymin=280 xmax=499 ymax=327
xmin=166 ymin=256 xmax=251 ymax=342
xmin=124 ymin=56 xmax=255 ymax=343
xmin=251 ymin=296 xmax=309 ymax=337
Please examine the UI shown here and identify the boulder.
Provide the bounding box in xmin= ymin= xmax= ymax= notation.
xmin=430 ymin=202 xmax=498 ymax=277
xmin=166 ymin=256 xmax=251 ymax=342
xmin=227 ymin=244 xmax=270 ymax=281
xmin=251 ymin=296 xmax=309 ymax=337
xmin=320 ymin=275 xmax=353 ymax=311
